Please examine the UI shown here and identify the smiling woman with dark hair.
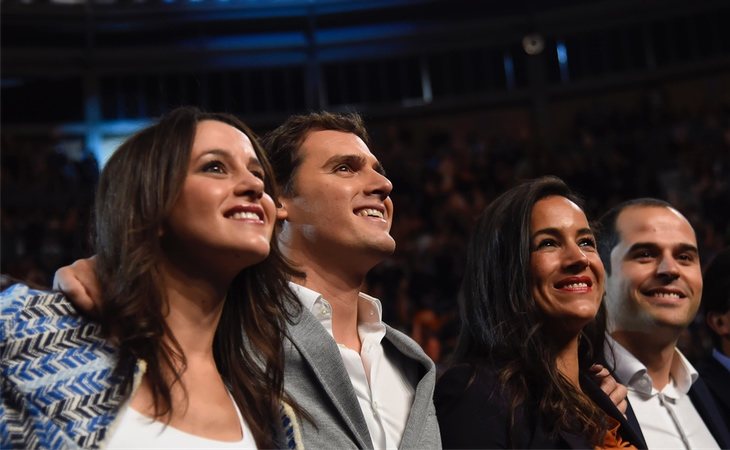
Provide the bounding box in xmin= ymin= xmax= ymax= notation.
xmin=435 ymin=176 xmax=646 ymax=449
xmin=1 ymin=106 xmax=300 ymax=449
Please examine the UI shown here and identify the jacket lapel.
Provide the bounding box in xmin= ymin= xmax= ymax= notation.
xmin=689 ymin=378 xmax=730 ymax=448
xmin=383 ymin=325 xmax=436 ymax=449
xmin=581 ymin=371 xmax=648 ymax=449
xmin=286 ymin=307 xmax=372 ymax=449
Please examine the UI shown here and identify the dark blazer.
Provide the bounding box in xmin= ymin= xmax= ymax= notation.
xmin=434 ymin=363 xmax=647 ymax=449
xmin=695 ymin=354 xmax=730 ymax=434
xmin=283 ymin=303 xmax=441 ymax=449
xmin=688 ymin=374 xmax=730 ymax=448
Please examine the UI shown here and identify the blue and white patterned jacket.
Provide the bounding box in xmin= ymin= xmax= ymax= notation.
xmin=0 ymin=284 xmax=301 ymax=450
xmin=1 ymin=284 xmax=131 ymax=449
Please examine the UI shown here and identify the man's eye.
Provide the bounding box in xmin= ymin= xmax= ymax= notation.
xmin=335 ymin=164 xmax=353 ymax=172
xmin=677 ymin=253 xmax=695 ymax=263
xmin=250 ymin=169 xmax=265 ymax=180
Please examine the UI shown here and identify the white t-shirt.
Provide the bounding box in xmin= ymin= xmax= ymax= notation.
xmin=106 ymin=392 xmax=257 ymax=449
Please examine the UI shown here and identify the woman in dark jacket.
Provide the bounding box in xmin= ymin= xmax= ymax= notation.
xmin=435 ymin=176 xmax=645 ymax=449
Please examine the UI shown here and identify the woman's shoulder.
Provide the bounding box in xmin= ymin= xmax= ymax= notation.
xmin=1 ymin=283 xmax=127 ymax=450
xmin=1 ymin=283 xmax=79 ymax=318
xmin=435 ymin=361 xmax=510 ymax=418
xmin=1 ymin=282 xmax=117 ymax=375
xmin=435 ymin=362 xmax=514 ymax=448
xmin=436 ymin=362 xmax=503 ymax=395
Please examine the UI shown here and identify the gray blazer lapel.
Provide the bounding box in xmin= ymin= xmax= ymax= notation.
xmin=287 ymin=307 xmax=372 ymax=449
xmin=383 ymin=325 xmax=439 ymax=449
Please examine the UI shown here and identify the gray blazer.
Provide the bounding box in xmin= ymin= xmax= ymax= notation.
xmin=283 ymin=305 xmax=441 ymax=449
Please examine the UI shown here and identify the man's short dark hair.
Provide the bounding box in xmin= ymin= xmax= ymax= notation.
xmin=595 ymin=198 xmax=673 ymax=275
xmin=262 ymin=111 xmax=370 ymax=197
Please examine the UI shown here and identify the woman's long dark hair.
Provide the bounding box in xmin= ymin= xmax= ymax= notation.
xmin=453 ymin=175 xmax=609 ymax=446
xmin=94 ymin=106 xmax=298 ymax=448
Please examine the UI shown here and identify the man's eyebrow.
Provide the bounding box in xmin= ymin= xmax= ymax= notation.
xmin=626 ymin=242 xmax=660 ymax=253
xmin=675 ymin=243 xmax=699 ymax=255
xmin=626 ymin=242 xmax=699 ymax=255
xmin=322 ymin=154 xmax=366 ymax=168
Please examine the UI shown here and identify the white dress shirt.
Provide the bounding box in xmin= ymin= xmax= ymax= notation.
xmin=605 ymin=336 xmax=720 ymax=450
xmin=290 ymin=283 xmax=415 ymax=450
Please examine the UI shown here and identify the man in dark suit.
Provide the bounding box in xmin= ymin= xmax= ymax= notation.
xmin=696 ymin=247 xmax=730 ymax=431
xmin=598 ymin=198 xmax=730 ymax=449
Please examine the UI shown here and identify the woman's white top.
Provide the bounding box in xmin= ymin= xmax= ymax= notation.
xmin=106 ymin=392 xmax=258 ymax=449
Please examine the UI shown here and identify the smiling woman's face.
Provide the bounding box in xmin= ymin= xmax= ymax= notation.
xmin=163 ymin=120 xmax=277 ymax=277
xmin=529 ymin=195 xmax=605 ymax=335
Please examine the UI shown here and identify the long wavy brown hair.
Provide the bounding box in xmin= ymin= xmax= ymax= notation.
xmin=454 ymin=176 xmax=610 ymax=447
xmin=93 ymin=106 xmax=299 ymax=447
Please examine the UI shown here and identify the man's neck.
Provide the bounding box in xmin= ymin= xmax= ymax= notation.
xmin=612 ymin=330 xmax=678 ymax=390
xmin=291 ymin=262 xmax=367 ymax=353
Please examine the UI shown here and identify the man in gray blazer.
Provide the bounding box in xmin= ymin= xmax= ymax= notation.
xmin=263 ymin=112 xmax=440 ymax=449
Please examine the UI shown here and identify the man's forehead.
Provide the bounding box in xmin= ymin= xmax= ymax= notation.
xmin=615 ymin=205 xmax=696 ymax=247
xmin=300 ymin=129 xmax=378 ymax=163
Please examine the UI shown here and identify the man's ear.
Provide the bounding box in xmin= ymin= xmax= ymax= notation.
xmin=276 ymin=196 xmax=290 ymax=221
xmin=706 ymin=310 xmax=730 ymax=337
xmin=277 ymin=204 xmax=288 ymax=221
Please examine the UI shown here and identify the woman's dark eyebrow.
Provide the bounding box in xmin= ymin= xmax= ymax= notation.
xmin=197 ymin=149 xmax=262 ymax=169
xmin=531 ymin=227 xmax=593 ymax=238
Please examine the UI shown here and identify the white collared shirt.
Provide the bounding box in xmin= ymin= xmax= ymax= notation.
xmin=605 ymin=336 xmax=720 ymax=450
xmin=290 ymin=282 xmax=415 ymax=450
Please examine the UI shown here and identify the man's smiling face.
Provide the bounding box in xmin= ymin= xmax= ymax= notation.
xmin=279 ymin=129 xmax=395 ymax=268
xmin=605 ymin=205 xmax=702 ymax=333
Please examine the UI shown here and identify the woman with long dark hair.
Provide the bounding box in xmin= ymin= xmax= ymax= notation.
xmin=434 ymin=176 xmax=645 ymax=449
xmin=1 ymin=106 xmax=300 ymax=449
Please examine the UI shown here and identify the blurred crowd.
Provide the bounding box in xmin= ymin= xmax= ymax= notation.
xmin=1 ymin=135 xmax=98 ymax=288
xmin=2 ymin=94 xmax=728 ymax=365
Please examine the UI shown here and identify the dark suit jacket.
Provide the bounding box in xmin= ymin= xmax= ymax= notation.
xmin=696 ymin=353 xmax=730 ymax=434
xmin=688 ymin=373 xmax=730 ymax=448
xmin=434 ymin=363 xmax=647 ymax=449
